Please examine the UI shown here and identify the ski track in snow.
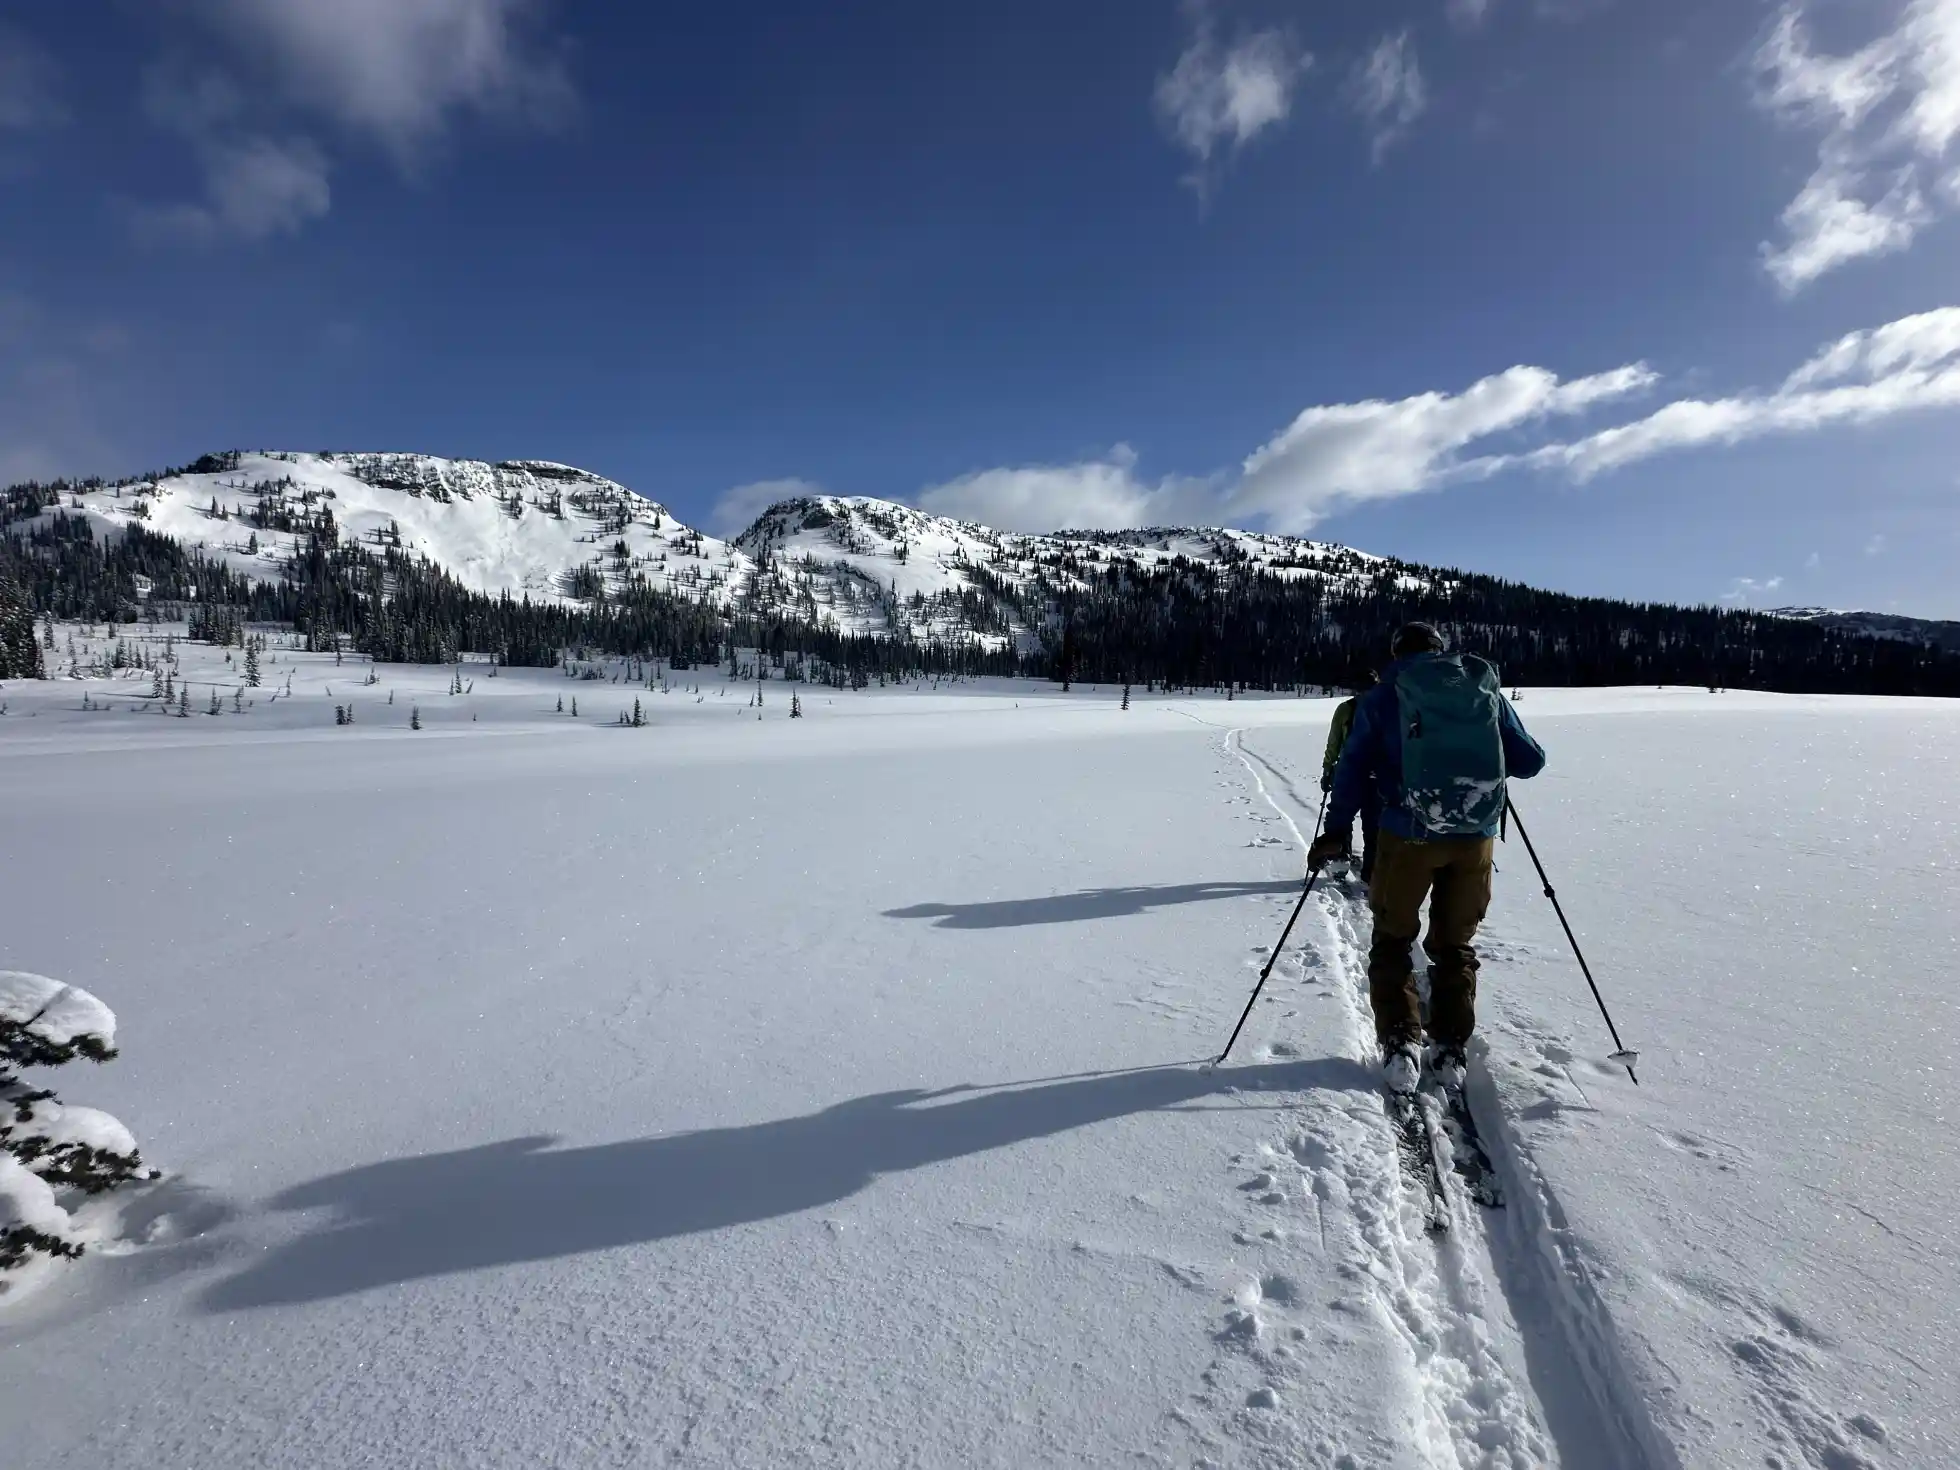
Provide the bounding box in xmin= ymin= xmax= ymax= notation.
xmin=1218 ymin=726 xmax=1653 ymax=1470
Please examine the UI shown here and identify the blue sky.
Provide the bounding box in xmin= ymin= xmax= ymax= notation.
xmin=3 ymin=1 xmax=1958 ymax=616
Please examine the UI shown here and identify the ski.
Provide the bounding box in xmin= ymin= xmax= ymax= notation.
xmin=1425 ymin=1076 xmax=1504 ymax=1209
xmin=1385 ymin=1088 xmax=1451 ymax=1234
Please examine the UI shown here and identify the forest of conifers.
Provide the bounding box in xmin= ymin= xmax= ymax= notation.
xmin=4 ymin=480 xmax=1956 ymax=697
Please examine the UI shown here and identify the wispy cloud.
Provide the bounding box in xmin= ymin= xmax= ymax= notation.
xmin=1753 ymin=1 xmax=1960 ymax=292
xmin=902 ymin=307 xmax=1960 ymax=536
xmin=0 ymin=24 xmax=66 ymax=132
xmin=1346 ymin=30 xmax=1428 ymax=162
xmin=1780 ymin=308 xmax=1960 ymax=389
xmin=1154 ymin=0 xmax=1310 ymax=200
xmin=189 ymin=0 xmax=575 ymax=164
xmin=1723 ymin=575 xmax=1785 ymax=603
xmin=1233 ymin=364 xmax=1651 ymax=531
xmin=1517 ymin=307 xmax=1960 ymax=478
xmin=1445 ymin=0 xmax=1495 ymax=32
xmin=0 ymin=290 xmax=129 ymax=486
xmin=130 ymin=0 xmax=574 ymax=243
xmin=132 ymin=133 xmax=332 ymax=245
xmin=1865 ymin=532 xmax=1888 ymax=556
xmin=919 ymin=448 xmax=1215 ymax=534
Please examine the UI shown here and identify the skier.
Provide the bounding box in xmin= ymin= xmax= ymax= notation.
xmin=1307 ymin=622 xmax=1545 ymax=1095
xmin=1320 ymin=675 xmax=1381 ymax=882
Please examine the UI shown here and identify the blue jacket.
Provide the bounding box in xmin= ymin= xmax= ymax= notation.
xmin=1325 ymin=655 xmax=1546 ymax=841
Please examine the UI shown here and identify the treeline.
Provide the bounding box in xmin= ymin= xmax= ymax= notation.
xmin=5 ymin=482 xmax=1958 ymax=696
xmin=0 ymin=511 xmax=1015 ymax=678
xmin=1038 ymin=557 xmax=1960 ymax=697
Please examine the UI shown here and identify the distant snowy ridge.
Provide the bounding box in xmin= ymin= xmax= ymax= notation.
xmin=1766 ymin=606 xmax=1960 ymax=653
xmin=19 ymin=454 xmax=1447 ymax=653
xmin=29 ymin=451 xmax=752 ymax=610
xmin=735 ymin=493 xmax=1426 ymax=652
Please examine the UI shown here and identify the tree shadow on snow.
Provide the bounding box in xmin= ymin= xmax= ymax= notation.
xmin=885 ymin=879 xmax=1303 ymax=929
xmin=201 ymin=1056 xmax=1373 ymax=1311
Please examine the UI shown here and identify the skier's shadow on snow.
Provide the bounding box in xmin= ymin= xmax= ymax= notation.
xmin=201 ymin=1056 xmax=1372 ymax=1311
xmin=885 ymin=879 xmax=1303 ymax=929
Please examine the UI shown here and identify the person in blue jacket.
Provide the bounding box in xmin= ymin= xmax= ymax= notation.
xmin=1308 ymin=622 xmax=1546 ymax=1094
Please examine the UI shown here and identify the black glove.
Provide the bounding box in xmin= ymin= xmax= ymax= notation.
xmin=1320 ymin=772 xmax=1333 ymax=793
xmin=1308 ymin=831 xmax=1351 ymax=869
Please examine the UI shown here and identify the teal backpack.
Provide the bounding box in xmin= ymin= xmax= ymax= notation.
xmin=1394 ymin=653 xmax=1506 ymax=836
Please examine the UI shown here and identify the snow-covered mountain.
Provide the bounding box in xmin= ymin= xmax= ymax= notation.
xmin=1767 ymin=605 xmax=1960 ymax=653
xmin=36 ymin=451 xmax=753 ymax=609
xmin=22 ymin=453 xmax=1443 ymax=651
xmin=734 ymin=494 xmax=1424 ymax=652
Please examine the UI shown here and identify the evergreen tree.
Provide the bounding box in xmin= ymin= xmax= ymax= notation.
xmin=1 ymin=972 xmax=151 ymax=1274
xmin=244 ymin=640 xmax=260 ymax=686
xmin=410 ymin=706 xmax=422 ymax=729
xmin=0 ymin=570 xmax=43 ymax=679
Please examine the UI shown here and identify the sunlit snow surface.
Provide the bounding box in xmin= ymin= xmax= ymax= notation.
xmin=0 ymin=632 xmax=1953 ymax=1469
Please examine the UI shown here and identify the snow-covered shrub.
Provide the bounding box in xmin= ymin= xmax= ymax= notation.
xmin=1 ymin=972 xmax=150 ymax=1276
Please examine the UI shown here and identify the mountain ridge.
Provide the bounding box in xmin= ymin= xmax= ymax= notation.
xmin=6 ymin=451 xmax=1957 ymax=697
xmin=1765 ymin=606 xmax=1960 ymax=654
xmin=10 ymin=454 xmax=1450 ymax=654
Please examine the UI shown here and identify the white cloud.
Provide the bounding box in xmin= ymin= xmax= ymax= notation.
xmin=912 ymin=366 xmax=1654 ymax=537
xmin=1782 ymin=306 xmax=1960 ymax=388
xmin=1154 ymin=1 xmax=1310 ymax=198
xmin=129 ymin=0 xmax=572 ymax=242
xmin=0 ymin=24 xmax=66 ymax=131
xmin=132 ymin=133 xmax=331 ymax=245
xmin=1446 ymin=0 xmax=1494 ymax=32
xmin=132 ymin=60 xmax=329 ymax=244
xmin=1346 ymin=30 xmax=1428 ymax=162
xmin=1521 ymin=307 xmax=1960 ymax=478
xmin=1723 ymin=575 xmax=1785 ymax=603
xmin=1233 ymin=363 xmax=1654 ymax=532
xmin=1805 ymin=550 xmax=1822 ymax=569
xmin=1754 ymin=1 xmax=1960 ymax=291
xmin=710 ymin=478 xmax=824 ymax=539
xmin=919 ymin=448 xmax=1214 ymax=534
xmin=192 ymin=0 xmax=574 ymax=161
xmin=888 ymin=307 xmax=1960 ymax=537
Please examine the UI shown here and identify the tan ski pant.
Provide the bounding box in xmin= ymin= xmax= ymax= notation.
xmin=1366 ymin=830 xmax=1494 ymax=1049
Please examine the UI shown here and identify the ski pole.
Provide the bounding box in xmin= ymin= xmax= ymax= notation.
xmin=1212 ymin=863 xmax=1327 ymax=1067
xmin=1504 ymin=797 xmax=1640 ymax=1084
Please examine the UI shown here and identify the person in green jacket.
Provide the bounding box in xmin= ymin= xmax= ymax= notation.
xmin=1322 ymin=677 xmax=1382 ymax=881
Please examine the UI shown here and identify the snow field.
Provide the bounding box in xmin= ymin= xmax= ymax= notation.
xmin=0 ymin=674 xmax=1954 ymax=1467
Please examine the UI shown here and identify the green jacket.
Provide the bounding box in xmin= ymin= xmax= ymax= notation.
xmin=1322 ymin=696 xmax=1358 ymax=788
